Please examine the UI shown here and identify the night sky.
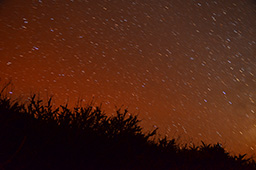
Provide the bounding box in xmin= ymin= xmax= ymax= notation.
xmin=0 ymin=0 xmax=256 ymax=156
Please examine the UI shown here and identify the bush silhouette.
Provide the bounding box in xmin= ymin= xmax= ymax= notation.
xmin=0 ymin=84 xmax=255 ymax=169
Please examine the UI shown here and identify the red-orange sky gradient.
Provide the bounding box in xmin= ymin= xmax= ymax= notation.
xmin=0 ymin=0 xmax=256 ymax=156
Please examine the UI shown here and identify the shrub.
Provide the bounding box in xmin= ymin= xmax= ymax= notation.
xmin=0 ymin=83 xmax=255 ymax=169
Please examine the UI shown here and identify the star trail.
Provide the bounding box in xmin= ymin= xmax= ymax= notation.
xmin=0 ymin=0 xmax=255 ymax=156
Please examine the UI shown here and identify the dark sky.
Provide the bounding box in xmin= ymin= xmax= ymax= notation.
xmin=0 ymin=0 xmax=256 ymax=155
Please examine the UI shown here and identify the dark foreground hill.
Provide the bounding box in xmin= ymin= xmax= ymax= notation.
xmin=0 ymin=93 xmax=255 ymax=170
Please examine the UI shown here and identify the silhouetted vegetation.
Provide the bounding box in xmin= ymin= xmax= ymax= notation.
xmin=0 ymin=84 xmax=255 ymax=169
